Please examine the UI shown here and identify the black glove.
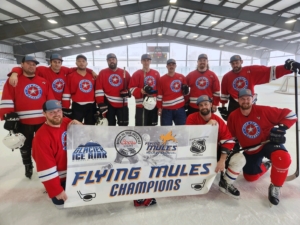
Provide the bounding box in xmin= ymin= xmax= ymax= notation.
xmin=120 ymin=89 xmax=131 ymax=98
xmin=62 ymin=108 xmax=73 ymax=119
xmin=181 ymin=84 xmax=189 ymax=95
xmin=143 ymin=85 xmax=157 ymax=95
xmin=270 ymin=126 xmax=287 ymax=144
xmin=218 ymin=107 xmax=229 ymax=121
xmin=4 ymin=112 xmax=20 ymax=132
xmin=284 ymin=59 xmax=300 ymax=74
xmin=95 ymin=103 xmax=108 ymax=119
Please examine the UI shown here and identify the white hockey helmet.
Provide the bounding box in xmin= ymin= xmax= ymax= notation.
xmin=143 ymin=96 xmax=157 ymax=110
xmin=2 ymin=131 xmax=26 ymax=149
xmin=96 ymin=117 xmax=108 ymax=126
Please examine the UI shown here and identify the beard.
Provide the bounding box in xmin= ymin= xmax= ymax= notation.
xmin=199 ymin=64 xmax=206 ymax=70
xmin=232 ymin=66 xmax=242 ymax=73
xmin=240 ymin=103 xmax=251 ymax=110
xmin=109 ymin=62 xmax=117 ymax=70
xmin=200 ymin=108 xmax=210 ymax=116
xmin=23 ymin=68 xmax=35 ymax=76
xmin=47 ymin=116 xmax=62 ymax=125
xmin=77 ymin=66 xmax=86 ymax=71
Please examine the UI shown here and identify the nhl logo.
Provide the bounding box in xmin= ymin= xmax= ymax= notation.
xmin=190 ymin=139 xmax=206 ymax=154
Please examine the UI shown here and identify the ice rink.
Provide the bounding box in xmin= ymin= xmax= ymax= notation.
xmin=0 ymin=82 xmax=300 ymax=225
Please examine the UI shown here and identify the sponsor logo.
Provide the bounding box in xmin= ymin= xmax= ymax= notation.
xmin=108 ymin=74 xmax=122 ymax=87
xmin=77 ymin=190 xmax=96 ymax=202
xmin=52 ymin=78 xmax=65 ymax=93
xmin=170 ymin=80 xmax=182 ymax=93
xmin=242 ymin=121 xmax=261 ymax=139
xmin=72 ymin=141 xmax=107 ymax=161
xmin=190 ymin=138 xmax=206 ymax=154
xmin=232 ymin=77 xmax=248 ymax=91
xmin=79 ymin=79 xmax=93 ymax=93
xmin=24 ymin=84 xmax=42 ymax=99
xmin=191 ymin=179 xmax=206 ymax=191
xmin=195 ymin=77 xmax=209 ymax=90
xmin=114 ymin=130 xmax=143 ymax=157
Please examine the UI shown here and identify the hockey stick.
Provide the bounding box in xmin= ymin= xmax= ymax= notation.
xmin=122 ymin=67 xmax=126 ymax=126
xmin=142 ymin=69 xmax=146 ymax=126
xmin=286 ymin=71 xmax=299 ymax=181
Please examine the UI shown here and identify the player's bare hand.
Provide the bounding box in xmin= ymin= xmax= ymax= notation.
xmin=56 ymin=190 xmax=67 ymax=201
xmin=9 ymin=73 xmax=18 ymax=87
xmin=157 ymin=108 xmax=162 ymax=116
xmin=207 ymin=119 xmax=218 ymax=126
xmin=215 ymin=159 xmax=226 ymax=173
xmin=92 ymin=71 xmax=98 ymax=79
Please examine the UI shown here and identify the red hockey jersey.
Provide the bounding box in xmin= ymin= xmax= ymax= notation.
xmin=95 ymin=68 xmax=131 ymax=108
xmin=62 ymin=71 xmax=95 ymax=108
xmin=0 ymin=74 xmax=55 ymax=124
xmin=129 ymin=69 xmax=160 ymax=108
xmin=32 ymin=117 xmax=71 ymax=198
xmin=186 ymin=112 xmax=235 ymax=151
xmin=221 ymin=65 xmax=291 ymax=104
xmin=227 ymin=105 xmax=297 ymax=154
xmin=186 ymin=69 xmax=220 ymax=108
xmin=157 ymin=73 xmax=187 ymax=109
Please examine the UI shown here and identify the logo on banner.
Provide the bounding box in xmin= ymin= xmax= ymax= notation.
xmin=114 ymin=130 xmax=143 ymax=157
xmin=190 ymin=139 xmax=206 ymax=154
xmin=24 ymin=84 xmax=42 ymax=99
xmin=72 ymin=141 xmax=107 ymax=161
xmin=191 ymin=179 xmax=206 ymax=191
xmin=232 ymin=77 xmax=248 ymax=91
xmin=242 ymin=121 xmax=261 ymax=139
xmin=77 ymin=191 xmax=96 ymax=202
xmin=145 ymin=131 xmax=178 ymax=155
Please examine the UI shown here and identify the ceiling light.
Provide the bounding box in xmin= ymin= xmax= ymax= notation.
xmin=193 ymin=35 xmax=198 ymax=38
xmin=219 ymin=45 xmax=224 ymax=47
xmin=170 ymin=0 xmax=177 ymax=3
xmin=158 ymin=33 xmax=162 ymax=36
xmin=126 ymin=35 xmax=130 ymax=38
xmin=119 ymin=21 xmax=125 ymax=25
xmin=285 ymin=19 xmax=297 ymax=24
xmin=96 ymin=45 xmax=100 ymax=48
xmin=241 ymin=36 xmax=248 ymax=40
xmin=80 ymin=37 xmax=86 ymax=40
xmin=48 ymin=19 xmax=57 ymax=24
xmin=211 ymin=21 xmax=218 ymax=24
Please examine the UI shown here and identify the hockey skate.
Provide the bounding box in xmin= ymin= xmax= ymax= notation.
xmin=219 ymin=174 xmax=240 ymax=199
xmin=25 ymin=164 xmax=33 ymax=179
xmin=268 ymin=183 xmax=281 ymax=207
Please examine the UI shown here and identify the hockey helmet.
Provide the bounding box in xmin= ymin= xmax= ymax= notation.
xmin=2 ymin=131 xmax=26 ymax=149
xmin=96 ymin=117 xmax=108 ymax=126
xmin=143 ymin=96 xmax=157 ymax=110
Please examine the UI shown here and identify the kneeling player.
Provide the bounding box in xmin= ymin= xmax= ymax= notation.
xmin=227 ymin=89 xmax=297 ymax=206
xmin=186 ymin=95 xmax=246 ymax=198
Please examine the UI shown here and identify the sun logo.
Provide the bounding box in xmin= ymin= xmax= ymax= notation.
xmin=160 ymin=131 xmax=177 ymax=145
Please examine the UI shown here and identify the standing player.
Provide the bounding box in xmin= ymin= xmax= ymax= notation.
xmin=186 ymin=95 xmax=245 ymax=198
xmin=95 ymin=53 xmax=131 ymax=126
xmin=32 ymin=100 xmax=82 ymax=208
xmin=0 ymin=55 xmax=55 ymax=179
xmin=227 ymin=89 xmax=297 ymax=206
xmin=186 ymin=54 xmax=220 ymax=116
xmin=62 ymin=54 xmax=96 ymax=125
xmin=157 ymin=59 xmax=189 ymax=125
xmin=220 ymin=55 xmax=300 ymax=120
xmin=129 ymin=54 xmax=160 ymax=126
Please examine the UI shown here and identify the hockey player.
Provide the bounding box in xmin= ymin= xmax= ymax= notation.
xmin=157 ymin=59 xmax=189 ymax=125
xmin=62 ymin=54 xmax=96 ymax=125
xmin=219 ymin=55 xmax=300 ymax=120
xmin=186 ymin=95 xmax=246 ymax=198
xmin=186 ymin=54 xmax=220 ymax=116
xmin=227 ymin=89 xmax=297 ymax=206
xmin=32 ymin=100 xmax=82 ymax=208
xmin=95 ymin=53 xmax=131 ymax=126
xmin=129 ymin=54 xmax=160 ymax=126
xmin=0 ymin=55 xmax=55 ymax=179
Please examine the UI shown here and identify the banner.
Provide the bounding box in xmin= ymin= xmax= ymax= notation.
xmin=65 ymin=125 xmax=218 ymax=208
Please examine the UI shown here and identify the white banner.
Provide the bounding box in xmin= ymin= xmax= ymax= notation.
xmin=65 ymin=125 xmax=218 ymax=208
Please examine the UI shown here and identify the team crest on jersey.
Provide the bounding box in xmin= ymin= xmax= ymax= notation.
xmin=196 ymin=77 xmax=209 ymax=90
xmin=144 ymin=76 xmax=156 ymax=88
xmin=233 ymin=77 xmax=248 ymax=91
xmin=170 ymin=80 xmax=182 ymax=93
xmin=61 ymin=131 xmax=67 ymax=150
xmin=79 ymin=79 xmax=93 ymax=93
xmin=242 ymin=121 xmax=261 ymax=139
xmin=52 ymin=79 xmax=65 ymax=93
xmin=109 ymin=74 xmax=122 ymax=87
xmin=24 ymin=84 xmax=42 ymax=100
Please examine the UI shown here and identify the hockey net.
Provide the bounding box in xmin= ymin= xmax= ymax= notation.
xmin=274 ymin=75 xmax=300 ymax=95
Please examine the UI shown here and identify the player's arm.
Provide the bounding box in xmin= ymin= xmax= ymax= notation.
xmin=128 ymin=71 xmax=143 ymax=99
xmin=45 ymin=81 xmax=56 ymax=100
xmin=61 ymin=66 xmax=98 ymax=79
xmin=212 ymin=73 xmax=221 ymax=110
xmin=0 ymin=80 xmax=15 ymax=120
xmin=95 ymin=71 xmax=105 ymax=105
xmin=220 ymin=74 xmax=229 ymax=106
xmin=62 ymin=75 xmax=71 ymax=108
xmin=157 ymin=78 xmax=163 ymax=115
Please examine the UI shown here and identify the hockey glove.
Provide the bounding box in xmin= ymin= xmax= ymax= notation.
xmin=120 ymin=89 xmax=131 ymax=98
xmin=270 ymin=126 xmax=287 ymax=144
xmin=95 ymin=103 xmax=108 ymax=120
xmin=181 ymin=84 xmax=189 ymax=95
xmin=284 ymin=59 xmax=300 ymax=74
xmin=4 ymin=112 xmax=20 ymax=132
xmin=62 ymin=108 xmax=73 ymax=119
xmin=143 ymin=85 xmax=157 ymax=95
xmin=218 ymin=107 xmax=229 ymax=121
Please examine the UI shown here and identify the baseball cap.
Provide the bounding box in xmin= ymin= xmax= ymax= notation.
xmin=198 ymin=54 xmax=208 ymax=60
xmin=22 ymin=55 xmax=39 ymax=65
xmin=230 ymin=55 xmax=242 ymax=63
xmin=238 ymin=89 xmax=253 ymax=98
xmin=50 ymin=53 xmax=63 ymax=61
xmin=196 ymin=95 xmax=212 ymax=105
xmin=141 ymin=54 xmax=152 ymax=60
xmin=107 ymin=53 xmax=117 ymax=60
xmin=43 ymin=100 xmax=62 ymax=112
xmin=167 ymin=59 xmax=176 ymax=64
xmin=76 ymin=54 xmax=87 ymax=61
